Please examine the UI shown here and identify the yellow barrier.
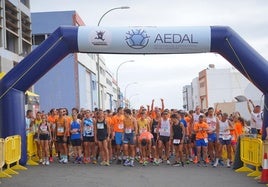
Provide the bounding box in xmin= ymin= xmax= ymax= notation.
xmin=235 ymin=136 xmax=263 ymax=177
xmin=4 ymin=135 xmax=27 ymax=175
xmin=27 ymin=133 xmax=39 ymax=165
xmin=0 ymin=138 xmax=12 ymax=179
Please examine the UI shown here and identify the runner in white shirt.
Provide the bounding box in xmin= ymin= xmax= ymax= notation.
xmin=247 ymin=99 xmax=263 ymax=136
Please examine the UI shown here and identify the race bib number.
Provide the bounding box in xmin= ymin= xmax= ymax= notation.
xmin=125 ymin=128 xmax=132 ymax=134
xmin=97 ymin=123 xmax=104 ymax=129
xmin=118 ymin=124 xmax=124 ymax=130
xmin=85 ymin=126 xmax=93 ymax=137
xmin=140 ymin=128 xmax=147 ymax=133
xmin=40 ymin=125 xmax=47 ymax=132
xmin=222 ymin=134 xmax=231 ymax=140
xmin=173 ymin=139 xmax=181 ymax=144
xmin=57 ymin=127 xmax=64 ymax=133
xmin=204 ymin=138 xmax=208 ymax=143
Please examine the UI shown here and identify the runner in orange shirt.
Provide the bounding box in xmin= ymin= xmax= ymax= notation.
xmin=193 ymin=114 xmax=209 ymax=166
xmin=111 ymin=107 xmax=124 ymax=164
xmin=47 ymin=108 xmax=58 ymax=162
xmin=55 ymin=109 xmax=69 ymax=164
xmin=138 ymin=131 xmax=154 ymax=166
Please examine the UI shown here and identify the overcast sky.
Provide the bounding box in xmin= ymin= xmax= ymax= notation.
xmin=30 ymin=0 xmax=268 ymax=109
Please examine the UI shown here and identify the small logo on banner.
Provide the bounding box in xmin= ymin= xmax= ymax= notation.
xmin=91 ymin=30 xmax=108 ymax=46
xmin=125 ymin=29 xmax=150 ymax=49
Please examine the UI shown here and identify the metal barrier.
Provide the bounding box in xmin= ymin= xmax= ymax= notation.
xmin=235 ymin=135 xmax=263 ymax=177
xmin=27 ymin=133 xmax=38 ymax=165
xmin=4 ymin=135 xmax=27 ymax=175
xmin=0 ymin=138 xmax=11 ymax=179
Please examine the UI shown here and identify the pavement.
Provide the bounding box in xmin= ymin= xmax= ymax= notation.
xmin=0 ymin=158 xmax=266 ymax=187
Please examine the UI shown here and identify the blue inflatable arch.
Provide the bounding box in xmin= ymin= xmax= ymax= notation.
xmin=0 ymin=26 xmax=267 ymax=164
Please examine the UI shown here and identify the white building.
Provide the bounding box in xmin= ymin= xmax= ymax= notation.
xmin=183 ymin=65 xmax=263 ymax=115
xmin=191 ymin=77 xmax=200 ymax=110
xmin=182 ymin=85 xmax=192 ymax=111
xmin=0 ymin=0 xmax=31 ymax=73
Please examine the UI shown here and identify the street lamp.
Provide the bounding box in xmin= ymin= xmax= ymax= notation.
xmin=124 ymin=82 xmax=138 ymax=101
xmin=128 ymin=93 xmax=139 ymax=109
xmin=124 ymin=82 xmax=138 ymax=108
xmin=115 ymin=60 xmax=134 ymax=107
xmin=96 ymin=6 xmax=130 ymax=109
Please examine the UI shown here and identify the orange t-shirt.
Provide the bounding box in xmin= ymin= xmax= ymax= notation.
xmin=112 ymin=115 xmax=124 ymax=133
xmin=194 ymin=122 xmax=209 ymax=140
xmin=56 ymin=117 xmax=67 ymax=136
xmin=185 ymin=116 xmax=192 ymax=135
xmin=65 ymin=115 xmax=72 ymax=136
xmin=234 ymin=121 xmax=243 ymax=141
xmin=139 ymin=131 xmax=153 ymax=141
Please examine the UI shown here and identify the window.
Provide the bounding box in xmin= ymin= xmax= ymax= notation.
xmin=32 ymin=34 xmax=46 ymax=45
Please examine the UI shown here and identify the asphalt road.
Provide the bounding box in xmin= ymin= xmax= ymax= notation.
xmin=0 ymin=159 xmax=265 ymax=187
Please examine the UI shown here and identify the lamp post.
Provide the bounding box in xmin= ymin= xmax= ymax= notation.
xmin=128 ymin=93 xmax=139 ymax=109
xmin=124 ymin=82 xmax=138 ymax=101
xmin=96 ymin=6 xmax=130 ymax=109
xmin=115 ymin=60 xmax=134 ymax=107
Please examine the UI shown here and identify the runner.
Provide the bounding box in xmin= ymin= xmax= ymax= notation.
xmin=137 ymin=111 xmax=151 ymax=165
xmin=111 ymin=107 xmax=124 ymax=164
xmin=122 ymin=108 xmax=137 ymax=167
xmin=82 ymin=110 xmax=96 ymax=164
xmin=184 ymin=111 xmax=192 ymax=164
xmin=247 ymin=99 xmax=263 ymax=136
xmin=38 ymin=114 xmax=52 ymax=165
xmin=138 ymin=131 xmax=154 ymax=166
xmin=47 ymin=108 xmax=58 ymax=162
xmin=170 ymin=114 xmax=185 ymax=167
xmin=32 ymin=111 xmax=42 ymax=163
xmin=94 ymin=110 xmax=110 ymax=166
xmin=151 ymin=110 xmax=161 ymax=165
xmin=55 ymin=108 xmax=69 ymax=164
xmin=70 ymin=112 xmax=83 ymax=164
xmin=158 ymin=111 xmax=171 ymax=165
xmin=206 ymin=107 xmax=219 ymax=165
xmin=191 ymin=106 xmax=204 ymax=163
xmin=214 ymin=113 xmax=233 ymax=168
xmin=193 ymin=114 xmax=210 ymax=167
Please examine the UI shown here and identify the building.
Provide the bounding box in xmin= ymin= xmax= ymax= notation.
xmin=182 ymin=64 xmax=263 ymax=116
xmin=182 ymin=85 xmax=192 ymax=111
xmin=0 ymin=0 xmax=31 ymax=74
xmin=31 ymin=11 xmax=117 ymax=112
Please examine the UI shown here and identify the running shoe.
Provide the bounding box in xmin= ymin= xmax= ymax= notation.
xmin=129 ymin=160 xmax=135 ymax=167
xmin=105 ymin=162 xmax=110 ymax=166
xmin=93 ymin=159 xmax=97 ymax=164
xmin=143 ymin=160 xmax=148 ymax=166
xmin=172 ymin=161 xmax=180 ymax=167
xmin=49 ymin=156 xmax=53 ymax=162
xmin=186 ymin=159 xmax=190 ymax=164
xmin=100 ymin=161 xmax=106 ymax=166
xmin=181 ymin=162 xmax=184 ymax=167
xmin=153 ymin=160 xmax=159 ymax=166
xmin=166 ymin=160 xmax=171 ymax=165
xmin=45 ymin=160 xmax=50 ymax=165
xmin=219 ymin=159 xmax=224 ymax=166
xmin=123 ymin=159 xmax=130 ymax=166
xmin=63 ymin=158 xmax=68 ymax=164
xmin=193 ymin=157 xmax=198 ymax=164
xmin=59 ymin=157 xmax=65 ymax=163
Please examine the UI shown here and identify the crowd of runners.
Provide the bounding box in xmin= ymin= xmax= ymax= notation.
xmin=25 ymin=98 xmax=263 ymax=168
